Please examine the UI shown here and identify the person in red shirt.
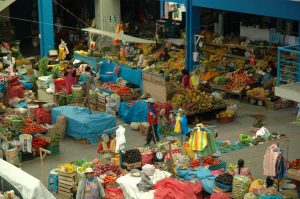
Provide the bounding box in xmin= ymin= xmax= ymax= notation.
xmin=145 ymin=98 xmax=160 ymax=145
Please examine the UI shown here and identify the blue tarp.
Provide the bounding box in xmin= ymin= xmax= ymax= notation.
xmin=177 ymin=167 xmax=216 ymax=194
xmin=51 ymin=106 xmax=117 ymax=144
xmin=119 ymin=100 xmax=148 ymax=123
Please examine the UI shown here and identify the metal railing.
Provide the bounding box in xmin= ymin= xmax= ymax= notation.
xmin=277 ymin=45 xmax=300 ymax=86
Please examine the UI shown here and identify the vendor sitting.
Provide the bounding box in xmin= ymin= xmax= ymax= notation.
xmin=234 ymin=159 xmax=253 ymax=179
xmin=125 ymin=43 xmax=136 ymax=62
xmin=97 ymin=134 xmax=116 ymax=154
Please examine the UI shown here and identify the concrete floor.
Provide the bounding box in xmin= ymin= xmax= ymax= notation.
xmin=21 ymin=90 xmax=300 ymax=195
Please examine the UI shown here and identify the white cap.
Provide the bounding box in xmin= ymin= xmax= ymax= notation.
xmin=145 ymin=98 xmax=155 ymax=103
xmin=84 ymin=168 xmax=94 ymax=174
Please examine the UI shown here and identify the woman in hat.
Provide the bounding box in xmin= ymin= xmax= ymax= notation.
xmin=76 ymin=168 xmax=105 ymax=199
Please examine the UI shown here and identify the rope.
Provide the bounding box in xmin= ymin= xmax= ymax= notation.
xmin=52 ymin=0 xmax=89 ymax=27
xmin=0 ymin=15 xmax=83 ymax=31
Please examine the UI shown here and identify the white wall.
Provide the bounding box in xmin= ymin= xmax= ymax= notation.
xmin=0 ymin=7 xmax=10 ymax=24
xmin=95 ymin=0 xmax=121 ymax=47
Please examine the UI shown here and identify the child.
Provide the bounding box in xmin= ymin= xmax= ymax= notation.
xmin=64 ymin=65 xmax=76 ymax=94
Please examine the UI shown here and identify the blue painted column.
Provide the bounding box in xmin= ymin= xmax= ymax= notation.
xmin=186 ymin=0 xmax=200 ymax=71
xmin=298 ymin=21 xmax=300 ymax=82
xmin=38 ymin=0 xmax=55 ymax=57
xmin=160 ymin=0 xmax=164 ymax=19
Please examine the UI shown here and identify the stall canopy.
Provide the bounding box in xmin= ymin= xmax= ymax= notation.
xmin=82 ymin=27 xmax=156 ymax=44
xmin=0 ymin=159 xmax=56 ymax=199
xmin=51 ymin=106 xmax=117 ymax=144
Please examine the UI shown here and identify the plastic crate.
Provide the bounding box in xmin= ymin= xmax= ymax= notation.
xmin=208 ymin=161 xmax=227 ymax=171
xmin=48 ymin=174 xmax=58 ymax=193
xmin=215 ymin=181 xmax=232 ymax=191
xmin=47 ymin=145 xmax=60 ymax=155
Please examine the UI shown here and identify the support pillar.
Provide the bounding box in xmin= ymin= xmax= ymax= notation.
xmin=38 ymin=0 xmax=54 ymax=57
xmin=297 ymin=21 xmax=300 ymax=82
xmin=160 ymin=0 xmax=164 ymax=19
xmin=285 ymin=21 xmax=293 ymax=35
xmin=218 ymin=12 xmax=224 ymax=36
xmin=186 ymin=0 xmax=200 ymax=71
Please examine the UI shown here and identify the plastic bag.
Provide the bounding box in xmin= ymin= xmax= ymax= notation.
xmin=105 ymin=186 xmax=124 ymax=199
xmin=36 ymin=108 xmax=52 ymax=124
xmin=249 ymin=179 xmax=264 ymax=192
xmin=19 ymin=134 xmax=33 ymax=153
xmin=210 ymin=192 xmax=230 ymax=199
xmin=255 ymin=127 xmax=270 ymax=139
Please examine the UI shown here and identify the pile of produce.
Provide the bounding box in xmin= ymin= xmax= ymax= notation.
xmin=93 ymin=163 xmax=122 ymax=177
xmin=224 ymin=69 xmax=255 ymax=93
xmin=158 ymin=50 xmax=186 ymax=71
xmin=213 ymin=76 xmax=231 ymax=86
xmin=0 ymin=126 xmax=13 ymax=140
xmin=190 ymin=157 xmax=221 ymax=168
xmin=173 ymin=153 xmax=190 ymax=168
xmin=215 ymin=173 xmax=234 ymax=186
xmin=235 ymin=59 xmax=246 ymax=68
xmin=246 ymin=88 xmax=270 ymax=99
xmin=101 ymin=83 xmax=132 ymax=95
xmin=23 ymin=124 xmax=47 ymax=134
xmin=123 ymin=149 xmax=142 ymax=164
xmin=217 ymin=109 xmax=235 ymax=118
xmin=171 ymin=89 xmax=214 ymax=112
xmin=57 ymin=164 xmax=76 ymax=173
xmin=227 ymin=163 xmax=238 ymax=173
xmin=288 ymin=160 xmax=300 ymax=170
xmin=199 ymin=70 xmax=222 ymax=81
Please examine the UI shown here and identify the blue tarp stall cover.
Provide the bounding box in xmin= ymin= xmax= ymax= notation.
xmin=51 ymin=106 xmax=117 ymax=144
xmin=119 ymin=100 xmax=148 ymax=123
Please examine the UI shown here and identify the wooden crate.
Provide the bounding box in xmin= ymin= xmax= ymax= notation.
xmin=265 ymin=100 xmax=282 ymax=110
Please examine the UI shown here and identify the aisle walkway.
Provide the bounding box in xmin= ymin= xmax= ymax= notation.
xmin=21 ymin=91 xmax=299 ymax=183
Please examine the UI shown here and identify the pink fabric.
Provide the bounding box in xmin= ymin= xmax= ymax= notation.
xmin=210 ymin=192 xmax=230 ymax=199
xmin=65 ymin=71 xmax=76 ymax=94
xmin=153 ymin=178 xmax=197 ymax=199
xmin=263 ymin=144 xmax=280 ymax=177
xmin=234 ymin=168 xmax=252 ymax=177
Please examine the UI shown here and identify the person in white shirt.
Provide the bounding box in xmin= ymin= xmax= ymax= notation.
xmin=136 ymin=49 xmax=144 ymax=67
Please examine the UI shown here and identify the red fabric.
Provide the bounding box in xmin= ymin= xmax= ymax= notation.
xmin=36 ymin=108 xmax=52 ymax=124
xmin=156 ymin=102 xmax=173 ymax=118
xmin=153 ymin=178 xmax=198 ymax=199
xmin=210 ymin=192 xmax=230 ymax=199
xmin=32 ymin=137 xmax=49 ymax=155
xmin=105 ymin=186 xmax=124 ymax=199
xmin=8 ymin=85 xmax=24 ymax=99
xmin=54 ymin=78 xmax=66 ymax=94
xmin=182 ymin=75 xmax=191 ymax=89
xmin=148 ymin=104 xmax=158 ymax=125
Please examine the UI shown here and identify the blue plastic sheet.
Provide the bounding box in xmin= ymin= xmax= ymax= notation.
xmin=119 ymin=100 xmax=148 ymax=123
xmin=177 ymin=167 xmax=216 ymax=194
xmin=51 ymin=106 xmax=117 ymax=144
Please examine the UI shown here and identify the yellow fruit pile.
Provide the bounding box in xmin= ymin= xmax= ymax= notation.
xmin=217 ymin=109 xmax=235 ymax=118
xmin=76 ymin=50 xmax=88 ymax=56
xmin=235 ymin=59 xmax=246 ymax=68
xmin=57 ymin=163 xmax=76 ymax=173
xmin=246 ymin=88 xmax=270 ymax=99
xmin=0 ymin=103 xmax=6 ymax=109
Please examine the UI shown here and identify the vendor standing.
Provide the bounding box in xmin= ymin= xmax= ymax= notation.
xmin=78 ymin=66 xmax=91 ymax=96
xmin=64 ymin=65 xmax=77 ymax=94
xmin=76 ymin=168 xmax=105 ymax=199
xmin=136 ymin=49 xmax=144 ymax=68
xmin=145 ymin=98 xmax=160 ymax=145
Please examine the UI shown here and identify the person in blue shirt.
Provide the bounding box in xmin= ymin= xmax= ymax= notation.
xmin=79 ymin=66 xmax=91 ymax=96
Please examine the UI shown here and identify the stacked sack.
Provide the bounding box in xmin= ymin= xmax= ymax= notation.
xmin=232 ymin=175 xmax=251 ymax=199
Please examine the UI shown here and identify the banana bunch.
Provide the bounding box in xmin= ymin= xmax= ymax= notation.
xmin=76 ymin=50 xmax=88 ymax=56
xmin=58 ymin=163 xmax=76 ymax=173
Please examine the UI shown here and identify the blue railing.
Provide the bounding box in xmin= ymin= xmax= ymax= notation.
xmin=277 ymin=45 xmax=300 ymax=87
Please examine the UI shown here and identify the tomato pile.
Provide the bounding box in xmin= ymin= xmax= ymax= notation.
xmin=190 ymin=156 xmax=221 ymax=168
xmin=103 ymin=176 xmax=116 ymax=184
xmin=23 ymin=124 xmax=47 ymax=134
xmin=102 ymin=83 xmax=132 ymax=95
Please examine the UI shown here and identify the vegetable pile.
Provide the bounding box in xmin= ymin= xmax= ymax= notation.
xmin=190 ymin=157 xmax=221 ymax=168
xmin=224 ymin=69 xmax=255 ymax=93
xmin=101 ymin=83 xmax=132 ymax=95
xmin=94 ymin=163 xmax=122 ymax=177
xmin=123 ymin=149 xmax=142 ymax=164
xmin=23 ymin=124 xmax=47 ymax=134
xmin=213 ymin=76 xmax=231 ymax=86
xmin=246 ymin=88 xmax=270 ymax=99
xmin=200 ymin=71 xmax=222 ymax=81
xmin=215 ymin=173 xmax=234 ymax=186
